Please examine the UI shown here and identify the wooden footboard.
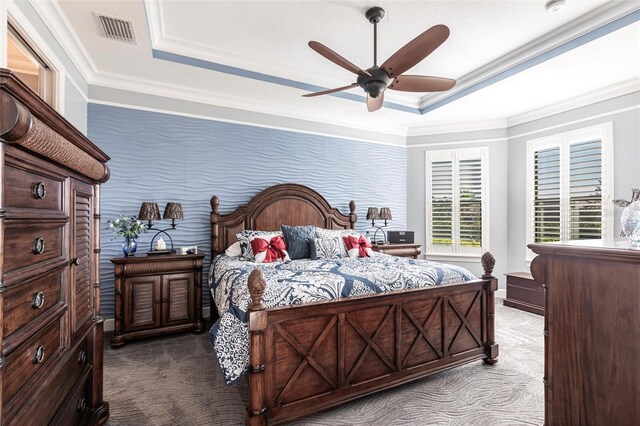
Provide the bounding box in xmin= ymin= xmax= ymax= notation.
xmin=246 ymin=252 xmax=499 ymax=425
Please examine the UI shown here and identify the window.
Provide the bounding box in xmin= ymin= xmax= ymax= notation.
xmin=6 ymin=23 xmax=54 ymax=105
xmin=425 ymin=147 xmax=488 ymax=257
xmin=526 ymin=123 xmax=613 ymax=257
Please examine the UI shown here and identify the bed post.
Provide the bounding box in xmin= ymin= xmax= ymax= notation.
xmin=348 ymin=200 xmax=357 ymax=230
xmin=211 ymin=196 xmax=220 ymax=256
xmin=481 ymin=251 xmax=499 ymax=365
xmin=247 ymin=269 xmax=268 ymax=426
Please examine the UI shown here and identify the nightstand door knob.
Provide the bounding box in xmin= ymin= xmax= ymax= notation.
xmin=72 ymin=257 xmax=80 ymax=266
xmin=32 ymin=345 xmax=45 ymax=364
xmin=32 ymin=291 xmax=45 ymax=309
xmin=32 ymin=237 xmax=45 ymax=254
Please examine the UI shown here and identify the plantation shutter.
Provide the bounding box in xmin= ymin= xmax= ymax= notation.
xmin=533 ymin=146 xmax=561 ymax=243
xmin=569 ymin=140 xmax=602 ymax=239
xmin=459 ymin=158 xmax=483 ymax=248
xmin=527 ymin=123 xmax=611 ymax=259
xmin=426 ymin=147 xmax=486 ymax=255
xmin=431 ymin=160 xmax=453 ymax=247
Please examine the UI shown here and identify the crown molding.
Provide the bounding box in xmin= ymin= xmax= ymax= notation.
xmin=28 ymin=0 xmax=97 ymax=86
xmin=507 ymin=78 xmax=640 ymax=127
xmin=418 ymin=1 xmax=640 ymax=110
xmin=407 ymin=119 xmax=507 ymax=137
xmin=89 ymin=70 xmax=407 ymax=138
xmin=89 ymin=99 xmax=406 ymax=148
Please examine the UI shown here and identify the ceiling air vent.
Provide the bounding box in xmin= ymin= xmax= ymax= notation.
xmin=98 ymin=14 xmax=136 ymax=44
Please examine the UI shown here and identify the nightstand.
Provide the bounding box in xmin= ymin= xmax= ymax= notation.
xmin=372 ymin=243 xmax=422 ymax=259
xmin=110 ymin=251 xmax=206 ymax=348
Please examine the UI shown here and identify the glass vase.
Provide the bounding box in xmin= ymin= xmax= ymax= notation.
xmin=621 ymin=200 xmax=640 ymax=247
xmin=122 ymin=237 xmax=138 ymax=256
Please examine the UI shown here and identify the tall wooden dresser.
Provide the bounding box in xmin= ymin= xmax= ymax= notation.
xmin=529 ymin=240 xmax=639 ymax=425
xmin=0 ymin=69 xmax=110 ymax=423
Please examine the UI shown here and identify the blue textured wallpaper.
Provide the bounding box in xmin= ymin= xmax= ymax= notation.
xmin=88 ymin=104 xmax=406 ymax=317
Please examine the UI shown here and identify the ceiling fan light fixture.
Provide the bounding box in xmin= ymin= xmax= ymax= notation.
xmin=545 ymin=0 xmax=566 ymax=15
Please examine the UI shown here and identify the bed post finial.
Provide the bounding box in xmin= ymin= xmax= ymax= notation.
xmin=211 ymin=196 xmax=221 ymax=258
xmin=248 ymin=269 xmax=267 ymax=311
xmin=481 ymin=251 xmax=495 ymax=279
xmin=481 ymin=251 xmax=499 ymax=365
xmin=211 ymin=195 xmax=219 ymax=214
xmin=348 ymin=200 xmax=357 ymax=229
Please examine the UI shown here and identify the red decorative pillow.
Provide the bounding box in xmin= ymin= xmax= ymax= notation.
xmin=342 ymin=235 xmax=373 ymax=258
xmin=250 ymin=235 xmax=290 ymax=263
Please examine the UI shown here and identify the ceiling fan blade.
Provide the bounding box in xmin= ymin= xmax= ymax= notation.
xmin=381 ymin=25 xmax=450 ymax=77
xmin=367 ymin=92 xmax=384 ymax=112
xmin=302 ymin=83 xmax=359 ymax=97
xmin=389 ymin=75 xmax=456 ymax=92
xmin=309 ymin=41 xmax=372 ymax=76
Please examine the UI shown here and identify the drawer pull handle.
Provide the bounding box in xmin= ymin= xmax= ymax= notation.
xmin=32 ymin=291 xmax=45 ymax=309
xmin=32 ymin=237 xmax=45 ymax=254
xmin=77 ymin=398 xmax=87 ymax=413
xmin=78 ymin=350 xmax=87 ymax=365
xmin=72 ymin=257 xmax=81 ymax=266
xmin=32 ymin=345 xmax=45 ymax=364
xmin=32 ymin=182 xmax=47 ymax=200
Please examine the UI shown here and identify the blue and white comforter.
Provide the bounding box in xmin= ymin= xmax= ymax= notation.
xmin=208 ymin=253 xmax=476 ymax=384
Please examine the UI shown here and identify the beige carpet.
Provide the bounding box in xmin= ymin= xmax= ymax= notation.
xmin=104 ymin=301 xmax=544 ymax=425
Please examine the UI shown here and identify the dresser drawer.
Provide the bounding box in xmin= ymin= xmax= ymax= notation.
xmin=5 ymin=335 xmax=91 ymax=425
xmin=50 ymin=370 xmax=92 ymax=426
xmin=3 ymin=154 xmax=65 ymax=214
xmin=2 ymin=315 xmax=65 ymax=405
xmin=2 ymin=266 xmax=65 ymax=340
xmin=3 ymin=221 xmax=66 ymax=279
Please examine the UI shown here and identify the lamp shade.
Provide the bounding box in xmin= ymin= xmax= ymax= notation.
xmin=138 ymin=202 xmax=161 ymax=222
xmin=366 ymin=207 xmax=380 ymax=220
xmin=379 ymin=207 xmax=392 ymax=221
xmin=163 ymin=202 xmax=184 ymax=220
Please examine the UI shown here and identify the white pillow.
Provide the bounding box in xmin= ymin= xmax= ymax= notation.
xmin=225 ymin=241 xmax=242 ymax=257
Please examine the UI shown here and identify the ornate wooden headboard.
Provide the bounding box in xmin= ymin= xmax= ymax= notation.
xmin=210 ymin=183 xmax=357 ymax=257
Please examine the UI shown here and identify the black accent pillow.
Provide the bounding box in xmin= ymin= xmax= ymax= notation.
xmin=281 ymin=225 xmax=316 ymax=260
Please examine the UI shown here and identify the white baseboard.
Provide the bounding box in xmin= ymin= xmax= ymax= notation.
xmin=103 ymin=305 xmax=211 ymax=333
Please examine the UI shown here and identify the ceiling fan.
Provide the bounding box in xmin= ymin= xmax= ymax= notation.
xmin=303 ymin=6 xmax=456 ymax=112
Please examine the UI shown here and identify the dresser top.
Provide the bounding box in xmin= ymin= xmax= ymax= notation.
xmin=529 ymin=239 xmax=640 ymax=261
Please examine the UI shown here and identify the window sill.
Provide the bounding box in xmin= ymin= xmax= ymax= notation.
xmin=425 ymin=253 xmax=483 ymax=263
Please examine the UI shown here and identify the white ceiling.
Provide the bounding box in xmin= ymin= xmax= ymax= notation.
xmin=56 ymin=0 xmax=640 ymax=134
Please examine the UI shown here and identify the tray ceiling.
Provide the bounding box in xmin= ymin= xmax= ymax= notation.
xmin=56 ymin=0 xmax=640 ymax=133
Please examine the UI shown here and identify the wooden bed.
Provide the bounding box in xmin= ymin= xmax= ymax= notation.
xmin=210 ymin=183 xmax=499 ymax=425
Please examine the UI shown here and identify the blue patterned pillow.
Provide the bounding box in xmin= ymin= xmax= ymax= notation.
xmin=281 ymin=225 xmax=316 ymax=260
xmin=310 ymin=237 xmax=343 ymax=260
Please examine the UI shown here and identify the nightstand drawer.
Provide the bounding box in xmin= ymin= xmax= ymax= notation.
xmin=504 ymin=272 xmax=544 ymax=315
xmin=372 ymin=243 xmax=422 ymax=259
